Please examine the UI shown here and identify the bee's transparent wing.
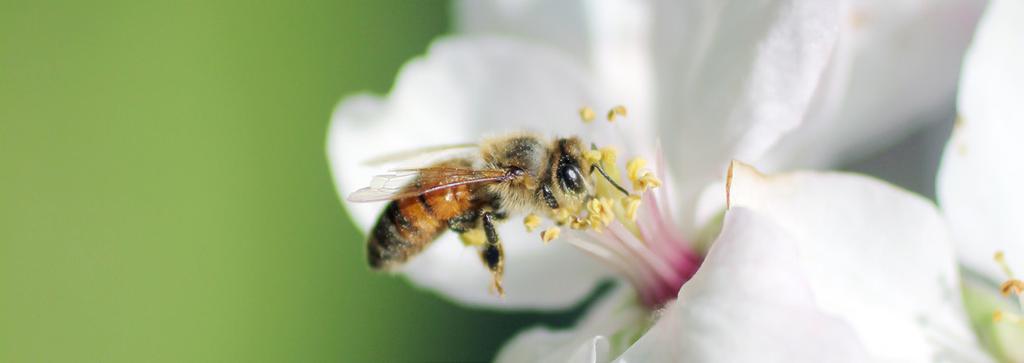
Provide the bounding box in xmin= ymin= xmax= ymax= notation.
xmin=347 ymin=167 xmax=511 ymax=202
xmin=346 ymin=170 xmax=420 ymax=202
xmin=363 ymin=143 xmax=478 ymax=166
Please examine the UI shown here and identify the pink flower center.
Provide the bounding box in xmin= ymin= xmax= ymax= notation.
xmin=567 ymin=187 xmax=702 ymax=309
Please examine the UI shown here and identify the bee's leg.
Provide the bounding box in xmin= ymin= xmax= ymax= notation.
xmin=448 ymin=211 xmax=478 ymax=234
xmin=481 ymin=211 xmax=505 ymax=296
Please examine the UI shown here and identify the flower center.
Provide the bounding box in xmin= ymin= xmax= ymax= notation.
xmin=525 ymin=106 xmax=703 ymax=309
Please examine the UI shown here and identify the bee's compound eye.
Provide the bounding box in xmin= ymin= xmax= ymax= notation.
xmin=558 ymin=164 xmax=585 ymax=193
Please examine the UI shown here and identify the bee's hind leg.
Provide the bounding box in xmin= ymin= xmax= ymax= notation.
xmin=481 ymin=211 xmax=506 ymax=296
xmin=451 ymin=210 xmax=506 ymax=296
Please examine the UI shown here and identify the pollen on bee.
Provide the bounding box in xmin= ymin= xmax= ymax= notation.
xmin=459 ymin=229 xmax=487 ymax=247
xmin=541 ymin=227 xmax=561 ymax=243
xmin=607 ymin=105 xmax=627 ymax=122
xmin=523 ymin=213 xmax=542 ymax=232
xmin=579 ymin=107 xmax=596 ymax=123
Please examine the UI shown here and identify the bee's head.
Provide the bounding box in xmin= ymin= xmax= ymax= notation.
xmin=552 ymin=137 xmax=590 ymax=197
xmin=548 ymin=138 xmax=598 ymax=212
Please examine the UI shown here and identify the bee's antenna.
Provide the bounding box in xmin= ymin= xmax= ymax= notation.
xmin=590 ymin=164 xmax=630 ymax=197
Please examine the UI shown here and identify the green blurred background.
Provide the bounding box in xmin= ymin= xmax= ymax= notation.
xmin=0 ymin=2 xmax=583 ymax=361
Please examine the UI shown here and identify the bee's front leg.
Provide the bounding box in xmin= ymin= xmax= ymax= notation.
xmin=481 ymin=211 xmax=505 ymax=296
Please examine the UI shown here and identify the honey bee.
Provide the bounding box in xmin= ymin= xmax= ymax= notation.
xmin=348 ymin=133 xmax=628 ymax=295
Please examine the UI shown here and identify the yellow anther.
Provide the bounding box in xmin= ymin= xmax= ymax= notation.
xmin=570 ymin=217 xmax=590 ymax=230
xmin=622 ymin=195 xmax=642 ymax=222
xmin=459 ymin=229 xmax=487 ymax=247
xmin=583 ymin=150 xmax=603 ymax=164
xmin=637 ymin=172 xmax=663 ymax=191
xmin=625 ymin=158 xmax=653 ymax=191
xmin=552 ymin=208 xmax=574 ymax=225
xmin=584 ymin=197 xmax=615 ymax=232
xmin=599 ymin=147 xmax=618 ymax=165
xmin=541 ymin=227 xmax=561 ymax=243
xmin=607 ymin=105 xmax=628 ymax=122
xmin=523 ymin=214 xmax=542 ymax=232
xmin=579 ymin=107 xmax=596 ymax=123
xmin=625 ymin=157 xmax=662 ymax=192
xmin=1001 ymin=279 xmax=1024 ymax=297
xmin=627 ymin=158 xmax=646 ymax=182
xmin=994 ymin=309 xmax=1004 ymax=323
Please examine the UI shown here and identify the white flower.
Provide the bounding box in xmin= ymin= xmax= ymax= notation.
xmin=937 ymin=0 xmax=1024 ymax=360
xmin=498 ymin=160 xmax=991 ymax=362
xmin=455 ymin=0 xmax=985 ymax=170
xmin=327 ymin=0 xmax=990 ymax=361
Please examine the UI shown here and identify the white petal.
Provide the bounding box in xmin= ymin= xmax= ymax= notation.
xmin=763 ymin=0 xmax=985 ymax=169
xmin=454 ymin=0 xmax=592 ymax=62
xmin=327 ymin=37 xmax=612 ymax=309
xmin=495 ymin=285 xmax=647 ymax=363
xmin=727 ymin=162 xmax=992 ymax=362
xmin=651 ymin=0 xmax=840 ymax=213
xmin=938 ymin=0 xmax=1024 ymax=284
xmin=454 ymin=0 xmax=657 ymax=152
xmin=618 ymin=208 xmax=870 ymax=362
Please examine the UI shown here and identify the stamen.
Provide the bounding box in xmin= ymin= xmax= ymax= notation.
xmin=622 ymin=195 xmax=642 ymax=222
xmin=599 ymin=147 xmax=618 ymax=166
xmin=549 ymin=110 xmax=701 ymax=308
xmin=993 ymin=309 xmax=1023 ymax=324
xmin=1001 ymin=279 xmax=1024 ymax=297
xmin=995 ymin=251 xmax=1016 ymax=279
xmin=626 ymin=158 xmax=662 ymax=192
xmin=992 ymin=251 xmax=1024 ymax=325
xmin=568 ymin=217 xmax=589 ymax=230
xmin=579 ymin=107 xmax=596 ymax=123
xmin=586 ymin=198 xmax=616 ymax=232
xmin=541 ymin=227 xmax=561 ymax=243
xmin=607 ymin=105 xmax=627 ymax=122
xmin=626 ymin=158 xmax=647 ymax=185
xmin=523 ymin=214 xmax=541 ymax=232
xmin=552 ymin=208 xmax=574 ymax=225
xmin=637 ymin=172 xmax=662 ymax=192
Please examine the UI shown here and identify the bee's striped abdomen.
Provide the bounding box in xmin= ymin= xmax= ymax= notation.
xmin=367 ymin=184 xmax=474 ymax=269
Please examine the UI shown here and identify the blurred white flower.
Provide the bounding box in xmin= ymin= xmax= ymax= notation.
xmin=937 ymin=0 xmax=1024 ymax=360
xmin=327 ymin=0 xmax=990 ymax=361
